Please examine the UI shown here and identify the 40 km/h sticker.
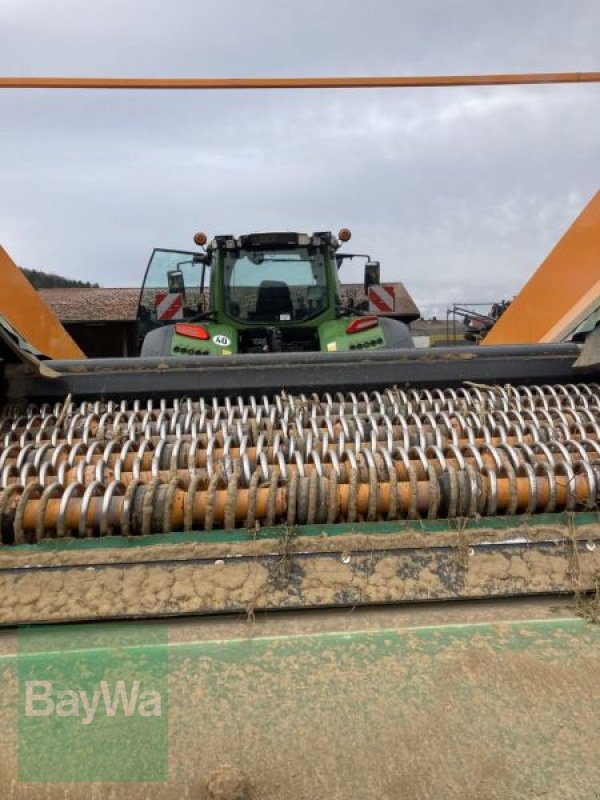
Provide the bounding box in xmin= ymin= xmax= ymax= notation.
xmin=212 ymin=334 xmax=231 ymax=347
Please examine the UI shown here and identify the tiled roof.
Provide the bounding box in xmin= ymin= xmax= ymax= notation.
xmin=39 ymin=288 xmax=140 ymax=322
xmin=39 ymin=283 xmax=420 ymax=322
xmin=342 ymin=282 xmax=420 ymax=317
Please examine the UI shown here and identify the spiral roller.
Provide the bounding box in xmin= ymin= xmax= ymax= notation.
xmin=1 ymin=382 xmax=600 ymax=543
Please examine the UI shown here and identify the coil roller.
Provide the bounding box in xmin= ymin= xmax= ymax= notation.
xmin=2 ymin=382 xmax=600 ymax=542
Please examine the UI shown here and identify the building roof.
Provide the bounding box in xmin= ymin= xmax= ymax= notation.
xmin=39 ymin=288 xmax=140 ymax=322
xmin=342 ymin=282 xmax=420 ymax=319
xmin=410 ymin=319 xmax=453 ymax=336
xmin=39 ymin=282 xmax=420 ymax=323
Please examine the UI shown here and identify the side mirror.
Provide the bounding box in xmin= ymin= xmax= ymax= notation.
xmin=168 ymin=269 xmax=186 ymax=298
xmin=364 ymin=260 xmax=380 ymax=291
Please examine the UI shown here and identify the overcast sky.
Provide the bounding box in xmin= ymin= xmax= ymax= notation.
xmin=1 ymin=0 xmax=599 ymax=315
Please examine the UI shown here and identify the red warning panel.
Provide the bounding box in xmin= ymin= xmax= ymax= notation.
xmin=155 ymin=292 xmax=184 ymax=321
xmin=368 ymin=284 xmax=395 ymax=314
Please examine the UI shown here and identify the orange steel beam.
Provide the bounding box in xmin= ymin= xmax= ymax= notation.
xmin=484 ymin=190 xmax=600 ymax=345
xmin=1 ymin=72 xmax=600 ymax=91
xmin=0 ymin=246 xmax=85 ymax=359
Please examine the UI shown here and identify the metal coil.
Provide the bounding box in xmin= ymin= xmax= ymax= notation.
xmin=2 ymin=381 xmax=600 ymax=542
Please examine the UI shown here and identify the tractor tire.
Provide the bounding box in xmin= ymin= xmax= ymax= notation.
xmin=140 ymin=325 xmax=174 ymax=357
xmin=378 ymin=317 xmax=414 ymax=348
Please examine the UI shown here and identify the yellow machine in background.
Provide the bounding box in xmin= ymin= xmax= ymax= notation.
xmin=484 ymin=190 xmax=600 ymax=345
xmin=0 ymin=245 xmax=84 ymax=360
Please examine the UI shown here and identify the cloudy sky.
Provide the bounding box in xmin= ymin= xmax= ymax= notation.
xmin=1 ymin=0 xmax=599 ymax=316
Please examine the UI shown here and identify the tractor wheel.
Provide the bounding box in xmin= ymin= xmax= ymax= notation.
xmin=378 ymin=317 xmax=414 ymax=348
xmin=140 ymin=325 xmax=174 ymax=357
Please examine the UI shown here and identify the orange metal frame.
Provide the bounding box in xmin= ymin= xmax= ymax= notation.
xmin=0 ymin=246 xmax=84 ymax=359
xmin=484 ymin=191 xmax=600 ymax=345
xmin=1 ymin=72 xmax=600 ymax=90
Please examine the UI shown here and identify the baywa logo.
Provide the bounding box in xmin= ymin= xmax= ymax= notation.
xmin=25 ymin=678 xmax=162 ymax=725
xmin=18 ymin=623 xmax=168 ymax=782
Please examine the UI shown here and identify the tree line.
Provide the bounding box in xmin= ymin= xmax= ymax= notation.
xmin=21 ymin=267 xmax=100 ymax=289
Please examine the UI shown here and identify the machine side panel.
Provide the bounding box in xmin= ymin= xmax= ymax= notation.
xmin=484 ymin=190 xmax=600 ymax=344
xmin=0 ymin=610 xmax=598 ymax=797
xmin=0 ymin=246 xmax=84 ymax=359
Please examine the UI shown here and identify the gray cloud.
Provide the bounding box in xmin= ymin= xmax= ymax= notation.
xmin=1 ymin=0 xmax=599 ymax=317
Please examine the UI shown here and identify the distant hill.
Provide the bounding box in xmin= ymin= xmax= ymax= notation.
xmin=21 ymin=267 xmax=100 ymax=289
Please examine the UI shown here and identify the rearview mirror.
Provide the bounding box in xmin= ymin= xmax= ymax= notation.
xmin=364 ymin=260 xmax=380 ymax=291
xmin=168 ymin=269 xmax=186 ymax=298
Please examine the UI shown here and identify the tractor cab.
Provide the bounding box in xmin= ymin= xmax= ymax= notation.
xmin=138 ymin=230 xmax=413 ymax=356
xmin=221 ymin=233 xmax=329 ymax=325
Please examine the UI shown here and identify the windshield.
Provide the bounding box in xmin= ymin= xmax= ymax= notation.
xmin=223 ymin=247 xmax=328 ymax=323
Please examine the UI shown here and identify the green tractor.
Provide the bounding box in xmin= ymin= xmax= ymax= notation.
xmin=137 ymin=229 xmax=415 ymax=356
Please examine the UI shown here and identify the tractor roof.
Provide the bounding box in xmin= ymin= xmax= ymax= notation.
xmin=209 ymin=231 xmax=339 ymax=251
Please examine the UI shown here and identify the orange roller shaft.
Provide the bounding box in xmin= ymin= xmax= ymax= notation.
xmin=14 ymin=473 xmax=596 ymax=537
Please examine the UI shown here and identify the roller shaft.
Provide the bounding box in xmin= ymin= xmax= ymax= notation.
xmin=1 ymin=382 xmax=600 ymax=543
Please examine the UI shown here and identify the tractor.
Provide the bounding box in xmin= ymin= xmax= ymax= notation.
xmin=137 ymin=229 xmax=414 ymax=356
